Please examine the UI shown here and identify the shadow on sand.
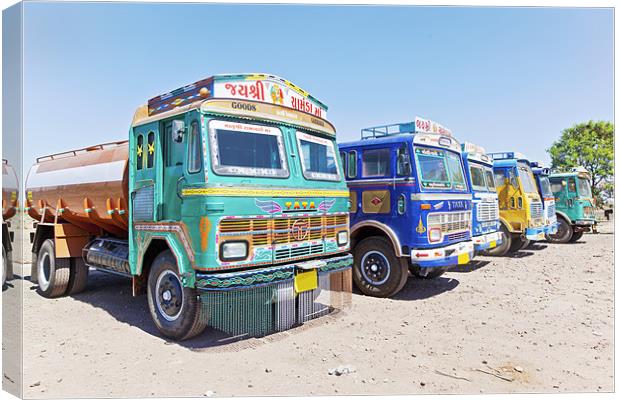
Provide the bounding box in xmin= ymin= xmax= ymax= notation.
xmin=391 ymin=275 xmax=459 ymax=301
xmin=449 ymin=260 xmax=491 ymax=273
xmin=27 ymin=270 xmax=342 ymax=350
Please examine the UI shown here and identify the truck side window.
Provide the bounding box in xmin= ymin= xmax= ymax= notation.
xmin=362 ymin=148 xmax=390 ymax=178
xmin=136 ymin=134 xmax=144 ymax=170
xmin=568 ymin=178 xmax=577 ymax=192
xmin=493 ymin=170 xmax=504 ymax=187
xmin=146 ymin=132 xmax=155 ymax=169
xmin=187 ymin=121 xmax=202 ymax=174
xmin=396 ymin=145 xmax=411 ymax=177
xmin=347 ymin=151 xmax=357 ymax=178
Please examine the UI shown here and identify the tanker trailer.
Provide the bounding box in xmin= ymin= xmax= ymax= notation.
xmin=26 ymin=141 xmax=129 ymax=296
xmin=26 ymin=73 xmax=353 ymax=341
xmin=2 ymin=159 xmax=18 ymax=287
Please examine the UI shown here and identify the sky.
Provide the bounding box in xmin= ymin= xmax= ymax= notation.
xmin=16 ymin=3 xmax=614 ymax=170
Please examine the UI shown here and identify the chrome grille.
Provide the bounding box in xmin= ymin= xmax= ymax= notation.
xmin=476 ymin=201 xmax=499 ymax=222
xmin=219 ymin=214 xmax=349 ymax=247
xmin=448 ymin=231 xmax=470 ymax=241
xmin=583 ymin=206 xmax=595 ymax=219
xmin=427 ymin=211 xmax=471 ymax=233
xmin=275 ymin=244 xmax=324 ymax=260
xmin=530 ymin=202 xmax=543 ymax=219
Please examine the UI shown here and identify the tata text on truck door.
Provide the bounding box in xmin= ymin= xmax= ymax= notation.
xmin=547 ymin=166 xmax=597 ymax=243
xmin=26 ymin=73 xmax=353 ymax=340
xmin=339 ymin=117 xmax=474 ymax=298
xmin=530 ymin=163 xmax=559 ymax=238
xmin=486 ymin=152 xmax=545 ymax=256
xmin=461 ymin=143 xmax=502 ymax=254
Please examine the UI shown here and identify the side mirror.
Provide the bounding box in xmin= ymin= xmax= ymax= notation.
xmin=172 ymin=120 xmax=186 ymax=143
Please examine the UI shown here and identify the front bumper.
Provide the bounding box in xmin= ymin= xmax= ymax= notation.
xmin=411 ymin=240 xmax=474 ymax=268
xmin=195 ymin=253 xmax=353 ymax=291
xmin=525 ymin=226 xmax=546 ymax=241
xmin=544 ymin=222 xmax=558 ymax=235
xmin=472 ymin=231 xmax=503 ymax=251
xmin=575 ymin=219 xmax=596 ymax=226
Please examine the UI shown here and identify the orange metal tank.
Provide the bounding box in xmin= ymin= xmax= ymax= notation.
xmin=26 ymin=141 xmax=129 ymax=237
xmin=2 ymin=159 xmax=19 ymax=221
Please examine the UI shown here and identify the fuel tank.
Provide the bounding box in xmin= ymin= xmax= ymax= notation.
xmin=2 ymin=159 xmax=19 ymax=221
xmin=26 ymin=141 xmax=129 ymax=236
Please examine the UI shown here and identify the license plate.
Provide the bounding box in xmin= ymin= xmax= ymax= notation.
xmin=294 ymin=269 xmax=318 ymax=293
xmin=489 ymin=240 xmax=497 ymax=249
xmin=457 ymin=253 xmax=470 ymax=264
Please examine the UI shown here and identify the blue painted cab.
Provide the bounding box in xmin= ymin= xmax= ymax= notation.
xmin=461 ymin=142 xmax=502 ymax=253
xmin=338 ymin=118 xmax=474 ymax=298
xmin=530 ymin=163 xmax=559 ymax=236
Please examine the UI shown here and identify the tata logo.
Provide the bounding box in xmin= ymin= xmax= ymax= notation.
xmin=448 ymin=200 xmax=467 ymax=210
xmin=291 ymin=219 xmax=309 ymax=241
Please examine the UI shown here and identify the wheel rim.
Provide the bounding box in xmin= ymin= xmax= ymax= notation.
xmin=361 ymin=251 xmax=391 ymax=285
xmin=38 ymin=253 xmax=51 ymax=290
xmin=551 ymin=220 xmax=569 ymax=240
xmin=155 ymin=270 xmax=184 ymax=322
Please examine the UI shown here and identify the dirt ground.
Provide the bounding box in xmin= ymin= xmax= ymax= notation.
xmin=3 ymin=220 xmax=614 ymax=398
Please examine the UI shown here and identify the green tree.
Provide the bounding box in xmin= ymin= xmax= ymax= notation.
xmin=548 ymin=120 xmax=614 ymax=202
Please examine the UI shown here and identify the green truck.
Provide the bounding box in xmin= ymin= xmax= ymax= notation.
xmin=547 ymin=167 xmax=598 ymax=243
xmin=26 ymin=73 xmax=353 ymax=340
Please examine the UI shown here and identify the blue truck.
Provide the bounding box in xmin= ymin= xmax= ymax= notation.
xmin=339 ymin=118 xmax=474 ymax=297
xmin=530 ymin=163 xmax=559 ymax=239
xmin=461 ymin=143 xmax=502 ymax=254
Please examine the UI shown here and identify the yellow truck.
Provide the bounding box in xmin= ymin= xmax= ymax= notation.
xmin=486 ymin=152 xmax=545 ymax=256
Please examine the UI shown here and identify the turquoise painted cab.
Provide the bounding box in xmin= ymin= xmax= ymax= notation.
xmin=96 ymin=73 xmax=352 ymax=340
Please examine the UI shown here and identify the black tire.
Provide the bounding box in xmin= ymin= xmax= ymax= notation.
xmin=147 ymin=250 xmax=208 ymax=340
xmin=519 ymin=239 xmax=531 ymax=250
xmin=30 ymin=252 xmax=38 ymax=283
xmin=546 ymin=217 xmax=573 ymax=243
xmin=486 ymin=224 xmax=511 ymax=257
xmin=568 ymin=231 xmax=584 ymax=242
xmin=507 ymin=234 xmax=526 ymax=254
xmin=352 ymin=236 xmax=409 ymax=298
xmin=66 ymin=257 xmax=89 ymax=295
xmin=2 ymin=247 xmax=7 ymax=288
xmin=409 ymin=265 xmax=449 ymax=279
xmin=36 ymin=239 xmax=71 ymax=298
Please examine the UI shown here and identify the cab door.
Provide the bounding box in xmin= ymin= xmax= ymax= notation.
xmin=159 ymin=118 xmax=186 ymax=221
xmin=131 ymin=123 xmax=160 ymax=222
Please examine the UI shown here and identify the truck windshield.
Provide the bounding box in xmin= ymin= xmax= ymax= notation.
xmin=296 ymin=131 xmax=340 ymax=181
xmin=208 ymin=120 xmax=289 ymax=178
xmin=469 ymin=163 xmax=496 ymax=192
xmin=539 ymin=176 xmax=553 ymax=198
xmin=414 ymin=146 xmax=467 ymax=191
xmin=578 ymin=177 xmax=592 ymax=198
xmin=517 ymin=161 xmax=537 ymax=194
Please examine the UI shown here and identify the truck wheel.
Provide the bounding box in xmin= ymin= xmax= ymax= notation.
xmin=507 ymin=235 xmax=526 ymax=254
xmin=2 ymin=247 xmax=7 ymax=288
xmin=30 ymin=253 xmax=38 ymax=283
xmin=66 ymin=257 xmax=89 ymax=295
xmin=546 ymin=218 xmax=573 ymax=243
xmin=568 ymin=231 xmax=584 ymax=242
xmin=486 ymin=224 xmax=511 ymax=257
xmin=147 ymin=250 xmax=208 ymax=340
xmin=352 ymin=236 xmax=408 ymax=298
xmin=36 ymin=239 xmax=71 ymax=298
xmin=520 ymin=239 xmax=531 ymax=250
xmin=409 ymin=265 xmax=449 ymax=279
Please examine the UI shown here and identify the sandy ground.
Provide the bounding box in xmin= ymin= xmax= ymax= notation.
xmin=2 ymin=220 xmax=614 ymax=398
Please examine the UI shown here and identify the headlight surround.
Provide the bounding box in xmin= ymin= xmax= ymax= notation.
xmin=220 ymin=241 xmax=248 ymax=261
xmin=337 ymin=231 xmax=348 ymax=246
xmin=428 ymin=227 xmax=442 ymax=243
